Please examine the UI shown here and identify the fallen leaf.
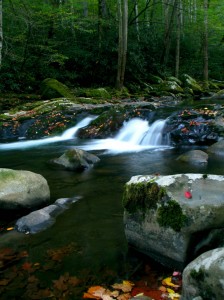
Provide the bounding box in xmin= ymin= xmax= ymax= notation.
xmin=22 ymin=262 xmax=34 ymax=272
xmin=117 ymin=293 xmax=131 ymax=300
xmin=184 ymin=191 xmax=192 ymax=199
xmin=83 ymin=285 xmax=104 ymax=299
xmin=112 ymin=280 xmax=134 ymax=292
xmin=0 ymin=278 xmax=11 ymax=286
xmin=6 ymin=227 xmax=14 ymax=231
xmin=162 ymin=277 xmax=179 ymax=289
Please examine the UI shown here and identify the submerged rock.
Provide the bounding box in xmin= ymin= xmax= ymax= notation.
xmin=0 ymin=168 xmax=50 ymax=210
xmin=16 ymin=197 xmax=80 ymax=234
xmin=182 ymin=247 xmax=224 ymax=300
xmin=176 ymin=150 xmax=208 ymax=164
xmin=123 ymin=174 xmax=224 ymax=269
xmin=51 ymin=148 xmax=100 ymax=171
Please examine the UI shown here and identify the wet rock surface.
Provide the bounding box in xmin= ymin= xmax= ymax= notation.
xmin=182 ymin=247 xmax=224 ymax=300
xmin=123 ymin=174 xmax=224 ymax=269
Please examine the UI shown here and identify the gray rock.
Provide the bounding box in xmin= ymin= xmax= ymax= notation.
xmin=176 ymin=150 xmax=208 ymax=164
xmin=0 ymin=168 xmax=50 ymax=210
xmin=207 ymin=139 xmax=224 ymax=155
xmin=51 ymin=148 xmax=100 ymax=171
xmin=16 ymin=197 xmax=80 ymax=234
xmin=123 ymin=174 xmax=224 ymax=269
xmin=182 ymin=248 xmax=224 ymax=300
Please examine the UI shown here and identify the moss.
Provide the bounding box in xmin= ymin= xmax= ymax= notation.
xmin=190 ymin=268 xmax=205 ymax=281
xmin=0 ymin=170 xmax=16 ymax=181
xmin=190 ymin=268 xmax=215 ymax=299
xmin=123 ymin=181 xmax=166 ymax=213
xmin=40 ymin=78 xmax=74 ymax=99
xmin=157 ymin=200 xmax=187 ymax=232
xmin=64 ymin=149 xmax=78 ymax=163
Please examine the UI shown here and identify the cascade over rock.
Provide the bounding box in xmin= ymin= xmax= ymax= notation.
xmin=123 ymin=174 xmax=224 ymax=269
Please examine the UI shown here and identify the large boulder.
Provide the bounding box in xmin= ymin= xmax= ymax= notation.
xmin=0 ymin=168 xmax=50 ymax=210
xmin=158 ymin=80 xmax=184 ymax=94
xmin=182 ymin=247 xmax=224 ymax=300
xmin=51 ymin=148 xmax=100 ymax=171
xmin=40 ymin=78 xmax=74 ymax=99
xmin=180 ymin=74 xmax=203 ymax=93
xmin=123 ymin=174 xmax=224 ymax=269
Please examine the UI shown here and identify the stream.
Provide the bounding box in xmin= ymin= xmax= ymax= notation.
xmin=0 ymin=115 xmax=224 ymax=294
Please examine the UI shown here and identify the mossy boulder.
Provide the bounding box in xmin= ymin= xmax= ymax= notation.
xmin=211 ymin=89 xmax=224 ymax=99
xmin=158 ymin=80 xmax=184 ymax=94
xmin=182 ymin=247 xmax=224 ymax=300
xmin=85 ymin=88 xmax=111 ymax=99
xmin=50 ymin=148 xmax=100 ymax=171
xmin=40 ymin=78 xmax=74 ymax=99
xmin=123 ymin=174 xmax=224 ymax=269
xmin=0 ymin=168 xmax=50 ymax=210
xmin=166 ymin=76 xmax=182 ymax=86
xmin=181 ymin=74 xmax=203 ymax=93
xmin=147 ymin=74 xmax=163 ymax=84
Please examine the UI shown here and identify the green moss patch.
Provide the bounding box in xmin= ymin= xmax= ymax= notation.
xmin=123 ymin=181 xmax=166 ymax=213
xmin=157 ymin=200 xmax=187 ymax=232
xmin=0 ymin=170 xmax=16 ymax=181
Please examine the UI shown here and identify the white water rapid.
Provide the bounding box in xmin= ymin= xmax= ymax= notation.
xmin=79 ymin=118 xmax=171 ymax=154
xmin=0 ymin=116 xmax=97 ymax=150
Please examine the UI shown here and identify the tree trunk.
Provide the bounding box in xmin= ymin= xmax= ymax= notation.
xmin=161 ymin=0 xmax=178 ymax=67
xmin=116 ymin=0 xmax=128 ymax=90
xmin=132 ymin=0 xmax=140 ymax=41
xmin=203 ymin=0 xmax=209 ymax=86
xmin=175 ymin=0 xmax=181 ymax=78
xmin=0 ymin=0 xmax=2 ymax=68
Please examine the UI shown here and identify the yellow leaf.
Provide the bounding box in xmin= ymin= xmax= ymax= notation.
xmin=162 ymin=277 xmax=179 ymax=288
xmin=6 ymin=227 xmax=14 ymax=231
xmin=167 ymin=288 xmax=175 ymax=294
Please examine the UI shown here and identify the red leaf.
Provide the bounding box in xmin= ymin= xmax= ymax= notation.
xmin=184 ymin=191 xmax=192 ymax=199
xmin=22 ymin=262 xmax=33 ymax=271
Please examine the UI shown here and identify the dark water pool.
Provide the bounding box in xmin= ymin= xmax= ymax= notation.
xmin=0 ymin=138 xmax=223 ymax=296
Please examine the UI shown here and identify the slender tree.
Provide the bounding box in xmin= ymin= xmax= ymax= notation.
xmin=175 ymin=0 xmax=181 ymax=78
xmin=116 ymin=0 xmax=128 ymax=90
xmin=203 ymin=0 xmax=209 ymax=86
xmin=0 ymin=0 xmax=2 ymax=68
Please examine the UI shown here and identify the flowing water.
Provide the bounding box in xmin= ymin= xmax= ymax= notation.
xmin=0 ymin=116 xmax=224 ymax=287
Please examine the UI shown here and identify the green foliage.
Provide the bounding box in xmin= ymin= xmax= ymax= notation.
xmin=0 ymin=0 xmax=224 ymax=93
xmin=157 ymin=200 xmax=187 ymax=232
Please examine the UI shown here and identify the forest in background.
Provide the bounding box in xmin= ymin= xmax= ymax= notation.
xmin=0 ymin=0 xmax=223 ymax=94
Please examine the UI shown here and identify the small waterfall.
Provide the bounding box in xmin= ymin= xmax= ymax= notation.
xmin=140 ymin=119 xmax=167 ymax=145
xmin=80 ymin=118 xmax=170 ymax=153
xmin=115 ymin=118 xmax=167 ymax=146
xmin=0 ymin=116 xmax=97 ymax=150
xmin=61 ymin=116 xmax=97 ymax=139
